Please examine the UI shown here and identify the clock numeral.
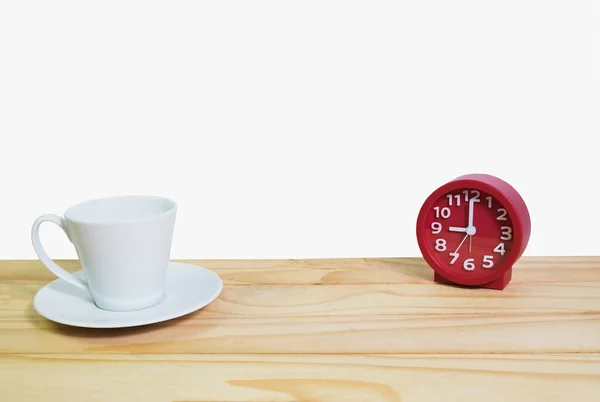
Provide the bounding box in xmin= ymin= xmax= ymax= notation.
xmin=431 ymin=222 xmax=442 ymax=234
xmin=449 ymin=252 xmax=459 ymax=264
xmin=497 ymin=208 xmax=508 ymax=220
xmin=494 ymin=242 xmax=506 ymax=255
xmin=435 ymin=238 xmax=447 ymax=251
xmin=457 ymin=255 xmax=494 ymax=271
xmin=447 ymin=194 xmax=461 ymax=207
xmin=462 ymin=189 xmax=481 ymax=202
xmin=434 ymin=206 xmax=451 ymax=219
xmin=500 ymin=226 xmax=512 ymax=240
xmin=486 ymin=196 xmax=493 ymax=208
xmin=463 ymin=258 xmax=475 ymax=271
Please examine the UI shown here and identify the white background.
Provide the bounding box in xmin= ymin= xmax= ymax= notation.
xmin=1 ymin=1 xmax=598 ymax=259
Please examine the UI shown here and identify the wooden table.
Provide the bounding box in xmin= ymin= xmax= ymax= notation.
xmin=1 ymin=257 xmax=600 ymax=401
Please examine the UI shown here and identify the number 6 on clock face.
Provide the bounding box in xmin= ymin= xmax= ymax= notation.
xmin=416 ymin=173 xmax=531 ymax=290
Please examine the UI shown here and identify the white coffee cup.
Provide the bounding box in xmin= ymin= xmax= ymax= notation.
xmin=31 ymin=195 xmax=177 ymax=312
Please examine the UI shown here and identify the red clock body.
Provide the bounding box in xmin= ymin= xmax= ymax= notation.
xmin=416 ymin=173 xmax=531 ymax=290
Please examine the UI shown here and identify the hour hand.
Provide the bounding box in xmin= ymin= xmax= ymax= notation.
xmin=449 ymin=226 xmax=467 ymax=232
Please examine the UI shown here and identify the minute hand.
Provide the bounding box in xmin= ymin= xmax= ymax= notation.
xmin=468 ymin=198 xmax=475 ymax=228
xmin=467 ymin=197 xmax=476 ymax=253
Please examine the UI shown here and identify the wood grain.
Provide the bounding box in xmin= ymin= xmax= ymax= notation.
xmin=2 ymin=354 xmax=599 ymax=402
xmin=1 ymin=257 xmax=600 ymax=401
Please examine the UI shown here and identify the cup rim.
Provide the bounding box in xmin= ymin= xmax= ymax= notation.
xmin=64 ymin=195 xmax=177 ymax=225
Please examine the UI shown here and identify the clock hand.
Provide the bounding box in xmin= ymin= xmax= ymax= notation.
xmin=468 ymin=198 xmax=475 ymax=228
xmin=453 ymin=233 xmax=469 ymax=254
xmin=467 ymin=198 xmax=476 ymax=253
xmin=449 ymin=226 xmax=467 ymax=232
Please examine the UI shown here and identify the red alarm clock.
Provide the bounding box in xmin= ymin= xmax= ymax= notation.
xmin=416 ymin=173 xmax=531 ymax=290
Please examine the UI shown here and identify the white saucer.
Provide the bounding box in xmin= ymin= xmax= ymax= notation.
xmin=33 ymin=262 xmax=223 ymax=328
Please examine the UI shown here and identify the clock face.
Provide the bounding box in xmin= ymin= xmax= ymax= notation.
xmin=421 ymin=188 xmax=515 ymax=279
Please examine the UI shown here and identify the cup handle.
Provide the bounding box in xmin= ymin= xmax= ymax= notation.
xmin=31 ymin=214 xmax=89 ymax=291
